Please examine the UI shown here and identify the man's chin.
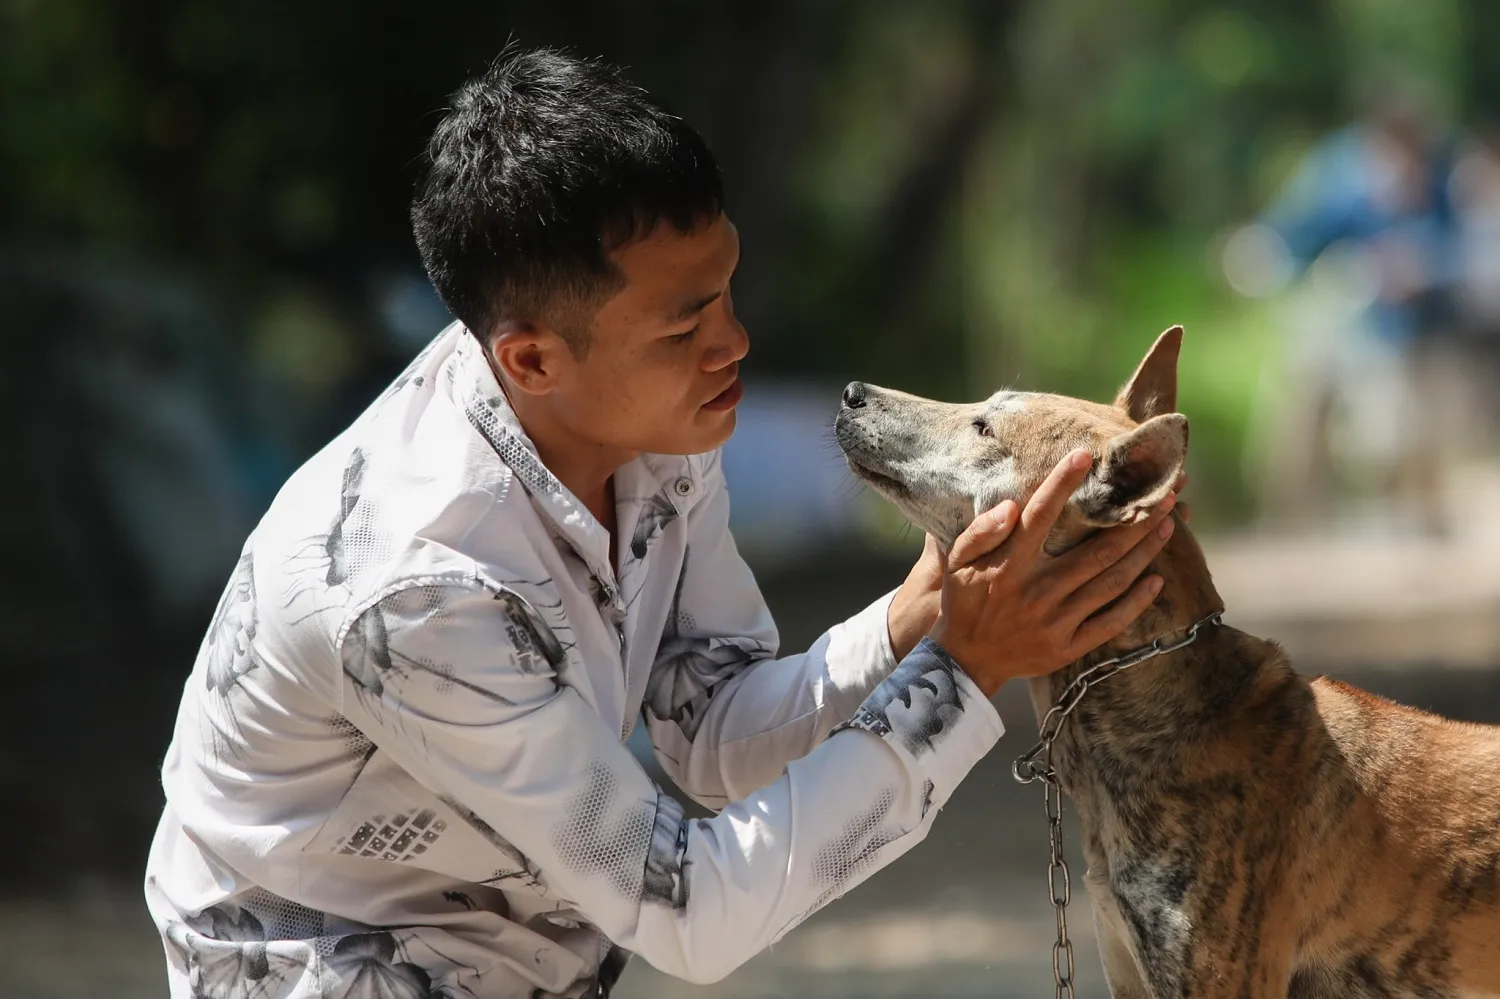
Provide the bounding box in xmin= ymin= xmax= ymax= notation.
xmin=702 ymin=407 xmax=736 ymax=445
xmin=642 ymin=410 xmax=736 ymax=457
xmin=694 ymin=410 xmax=737 ymax=453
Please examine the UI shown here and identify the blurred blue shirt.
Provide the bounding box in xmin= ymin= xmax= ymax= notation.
xmin=1262 ymin=125 xmax=1459 ymax=344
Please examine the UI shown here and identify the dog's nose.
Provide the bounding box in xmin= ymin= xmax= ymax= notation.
xmin=842 ymin=381 xmax=868 ymax=409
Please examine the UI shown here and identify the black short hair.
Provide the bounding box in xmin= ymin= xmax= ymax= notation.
xmin=411 ymin=47 xmax=724 ymax=351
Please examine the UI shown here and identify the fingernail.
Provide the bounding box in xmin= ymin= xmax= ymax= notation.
xmin=1148 ymin=575 xmax=1164 ymax=594
xmin=1158 ymin=517 xmax=1175 ymax=539
xmin=1070 ymin=450 xmax=1093 ymax=470
xmin=1161 ymin=493 xmax=1178 ymax=512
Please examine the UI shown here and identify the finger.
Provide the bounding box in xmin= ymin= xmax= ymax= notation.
xmin=1051 ymin=493 xmax=1176 ymax=592
xmin=1067 ymin=574 xmax=1165 ymax=656
xmin=1061 ymin=512 xmax=1175 ymax=621
xmin=947 ymin=500 xmax=1020 ymax=568
xmin=1178 ymin=501 xmax=1192 ymax=524
xmin=914 ymin=533 xmax=946 ymax=582
xmin=1017 ymin=448 xmax=1095 ymax=543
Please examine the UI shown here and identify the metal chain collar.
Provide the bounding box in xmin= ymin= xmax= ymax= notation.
xmin=1010 ymin=610 xmax=1224 ymax=999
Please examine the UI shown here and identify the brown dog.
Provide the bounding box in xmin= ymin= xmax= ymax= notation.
xmin=834 ymin=326 xmax=1500 ymax=998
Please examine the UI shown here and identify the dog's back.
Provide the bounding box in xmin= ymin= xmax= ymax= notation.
xmin=1288 ymin=678 xmax=1500 ymax=996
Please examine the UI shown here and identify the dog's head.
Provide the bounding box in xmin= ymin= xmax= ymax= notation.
xmin=835 ymin=326 xmax=1188 ymax=549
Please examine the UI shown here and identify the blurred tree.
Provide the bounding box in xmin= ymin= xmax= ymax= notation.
xmin=3 ymin=0 xmax=1499 ymax=886
xmin=0 ymin=0 xmax=1493 ymax=516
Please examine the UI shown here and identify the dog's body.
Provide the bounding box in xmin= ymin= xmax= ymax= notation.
xmin=1041 ymin=597 xmax=1500 ymax=999
xmin=835 ymin=327 xmax=1500 ymax=998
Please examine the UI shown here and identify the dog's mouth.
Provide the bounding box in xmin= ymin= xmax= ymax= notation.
xmin=834 ymin=412 xmax=914 ymax=499
xmin=846 ymin=455 xmax=911 ymax=498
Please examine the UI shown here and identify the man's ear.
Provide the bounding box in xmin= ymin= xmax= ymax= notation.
xmin=1114 ymin=325 xmax=1183 ymax=423
xmin=491 ymin=321 xmax=570 ymax=394
xmin=1077 ymin=414 xmax=1188 ymax=526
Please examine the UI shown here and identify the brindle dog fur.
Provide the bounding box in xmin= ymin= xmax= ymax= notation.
xmin=835 ymin=326 xmax=1500 ymax=999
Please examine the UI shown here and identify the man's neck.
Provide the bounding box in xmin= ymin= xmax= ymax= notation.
xmin=501 ymin=383 xmax=634 ymax=532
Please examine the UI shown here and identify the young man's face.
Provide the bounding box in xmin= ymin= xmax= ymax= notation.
xmin=543 ymin=213 xmax=747 ymax=457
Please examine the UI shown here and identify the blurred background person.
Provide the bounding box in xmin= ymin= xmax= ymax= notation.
xmin=1223 ymin=74 xmax=1468 ymax=534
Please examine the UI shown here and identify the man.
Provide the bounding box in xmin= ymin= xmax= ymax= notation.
xmin=1227 ymin=82 xmax=1462 ymax=531
xmin=145 ymin=48 xmax=1176 ymax=998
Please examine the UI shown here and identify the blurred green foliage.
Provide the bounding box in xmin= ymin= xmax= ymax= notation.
xmin=4 ymin=0 xmax=1498 ymax=525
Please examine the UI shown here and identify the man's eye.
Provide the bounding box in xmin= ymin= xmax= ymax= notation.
xmin=973 ymin=419 xmax=993 ymax=437
xmin=668 ymin=326 xmax=699 ymax=345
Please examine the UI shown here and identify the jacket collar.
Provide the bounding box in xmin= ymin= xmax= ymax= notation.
xmin=452 ymin=326 xmax=699 ymax=589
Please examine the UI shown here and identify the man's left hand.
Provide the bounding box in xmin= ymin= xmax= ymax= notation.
xmin=884 ymin=475 xmax=1191 ymax=662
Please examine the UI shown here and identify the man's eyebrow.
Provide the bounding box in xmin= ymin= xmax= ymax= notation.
xmin=669 ymin=290 xmax=722 ymax=323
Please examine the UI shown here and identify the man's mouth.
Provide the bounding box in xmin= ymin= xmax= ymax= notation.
xmin=702 ymin=375 xmax=743 ymax=412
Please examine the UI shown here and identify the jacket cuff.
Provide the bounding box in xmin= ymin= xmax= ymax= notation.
xmin=822 ymin=588 xmax=900 ymax=721
xmin=832 ymin=637 xmax=1004 ymax=813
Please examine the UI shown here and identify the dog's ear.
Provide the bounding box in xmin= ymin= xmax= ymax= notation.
xmin=1076 ymin=413 xmax=1188 ymax=526
xmin=1114 ymin=325 xmax=1183 ymax=423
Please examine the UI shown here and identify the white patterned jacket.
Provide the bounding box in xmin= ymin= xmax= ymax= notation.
xmin=144 ymin=322 xmax=1006 ymax=998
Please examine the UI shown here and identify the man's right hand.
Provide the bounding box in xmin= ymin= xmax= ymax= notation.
xmin=928 ymin=449 xmax=1177 ymax=698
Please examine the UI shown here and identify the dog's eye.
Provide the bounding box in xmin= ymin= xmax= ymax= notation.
xmin=972 ymin=418 xmax=993 ymax=438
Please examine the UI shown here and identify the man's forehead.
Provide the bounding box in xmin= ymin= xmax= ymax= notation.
xmin=610 ymin=215 xmax=739 ymax=317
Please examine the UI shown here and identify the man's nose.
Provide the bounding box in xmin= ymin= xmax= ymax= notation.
xmin=704 ymin=316 xmax=749 ymax=369
xmin=842 ymin=381 xmax=868 ymax=409
xmin=725 ymin=316 xmax=749 ymax=364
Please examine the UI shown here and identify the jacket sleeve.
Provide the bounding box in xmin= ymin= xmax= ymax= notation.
xmin=335 ymin=575 xmax=1003 ymax=985
xmin=643 ymin=449 xmax=902 ymax=808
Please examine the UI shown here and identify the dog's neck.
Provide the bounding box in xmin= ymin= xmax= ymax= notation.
xmin=1086 ymin=511 xmax=1224 ymax=663
xmin=1026 ymin=512 xmax=1252 ymax=776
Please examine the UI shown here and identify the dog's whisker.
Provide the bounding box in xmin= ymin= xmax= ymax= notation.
xmin=835 ymin=474 xmax=868 ymax=503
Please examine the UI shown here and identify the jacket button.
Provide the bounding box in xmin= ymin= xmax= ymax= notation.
xmin=673 ymin=476 xmax=694 ymax=497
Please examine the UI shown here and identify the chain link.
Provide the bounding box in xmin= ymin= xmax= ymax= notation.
xmin=1045 ymin=776 xmax=1074 ymax=998
xmin=1012 ymin=611 xmax=1223 ymax=999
